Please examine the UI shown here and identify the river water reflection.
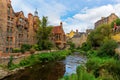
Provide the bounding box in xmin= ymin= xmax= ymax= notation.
xmin=2 ymin=53 xmax=86 ymax=80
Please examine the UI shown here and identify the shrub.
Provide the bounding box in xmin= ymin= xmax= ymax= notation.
xmin=77 ymin=66 xmax=96 ymax=80
xmin=8 ymin=55 xmax=13 ymax=69
xmin=32 ymin=44 xmax=39 ymax=51
xmin=87 ymin=50 xmax=98 ymax=58
xmin=97 ymin=38 xmax=118 ymax=57
xmin=103 ymin=59 xmax=120 ymax=80
xmin=30 ymin=48 xmax=36 ymax=54
xmin=61 ymin=66 xmax=96 ymax=80
xmin=67 ymin=41 xmax=75 ymax=50
xmin=21 ymin=44 xmax=32 ymax=53
xmin=81 ymin=42 xmax=92 ymax=51
xmin=12 ymin=48 xmax=21 ymax=53
xmin=19 ymin=59 xmax=30 ymax=66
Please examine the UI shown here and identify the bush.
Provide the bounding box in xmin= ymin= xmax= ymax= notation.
xmin=87 ymin=24 xmax=112 ymax=47
xmin=97 ymin=38 xmax=118 ymax=57
xmin=30 ymin=48 xmax=36 ymax=54
xmin=61 ymin=66 xmax=96 ymax=80
xmin=87 ymin=50 xmax=98 ymax=58
xmin=12 ymin=48 xmax=21 ymax=53
xmin=8 ymin=56 xmax=13 ymax=69
xmin=21 ymin=44 xmax=32 ymax=53
xmin=81 ymin=42 xmax=92 ymax=51
xmin=67 ymin=41 xmax=75 ymax=50
xmin=32 ymin=44 xmax=39 ymax=51
xmin=103 ymin=59 xmax=120 ymax=80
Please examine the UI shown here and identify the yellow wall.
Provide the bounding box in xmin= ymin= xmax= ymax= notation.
xmin=66 ymin=30 xmax=75 ymax=38
xmin=112 ymin=33 xmax=120 ymax=42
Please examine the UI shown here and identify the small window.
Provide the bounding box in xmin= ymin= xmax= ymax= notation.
xmin=10 ymin=37 xmax=13 ymax=42
xmin=8 ymin=17 xmax=10 ymax=20
xmin=7 ymin=7 xmax=10 ymax=14
xmin=6 ymin=48 xmax=9 ymax=53
xmin=10 ymin=48 xmax=13 ymax=53
xmin=19 ymin=18 xmax=23 ymax=22
xmin=6 ymin=37 xmax=9 ymax=42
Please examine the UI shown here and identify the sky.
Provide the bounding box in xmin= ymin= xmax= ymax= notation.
xmin=11 ymin=0 xmax=120 ymax=33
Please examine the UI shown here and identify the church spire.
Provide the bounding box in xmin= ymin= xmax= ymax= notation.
xmin=34 ymin=8 xmax=38 ymax=16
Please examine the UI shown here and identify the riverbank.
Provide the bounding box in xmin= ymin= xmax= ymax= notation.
xmin=0 ymin=50 xmax=71 ymax=79
xmin=60 ymin=50 xmax=120 ymax=80
xmin=1 ymin=51 xmax=86 ymax=80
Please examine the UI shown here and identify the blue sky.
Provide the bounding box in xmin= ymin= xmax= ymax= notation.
xmin=11 ymin=0 xmax=120 ymax=33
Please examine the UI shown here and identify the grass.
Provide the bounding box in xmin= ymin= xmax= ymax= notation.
xmin=60 ymin=48 xmax=120 ymax=80
xmin=8 ymin=50 xmax=71 ymax=70
xmin=60 ymin=66 xmax=96 ymax=80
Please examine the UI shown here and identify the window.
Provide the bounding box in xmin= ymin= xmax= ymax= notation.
xmin=6 ymin=37 xmax=9 ymax=42
xmin=6 ymin=48 xmax=9 ymax=53
xmin=8 ymin=16 xmax=10 ymax=21
xmin=7 ymin=7 xmax=10 ymax=15
xmin=10 ymin=48 xmax=13 ymax=53
xmin=10 ymin=28 xmax=12 ymax=32
xmin=7 ymin=28 xmax=12 ymax=33
xmin=10 ymin=37 xmax=13 ymax=42
xmin=19 ymin=18 xmax=23 ymax=22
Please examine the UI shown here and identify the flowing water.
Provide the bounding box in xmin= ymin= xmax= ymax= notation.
xmin=2 ymin=52 xmax=86 ymax=80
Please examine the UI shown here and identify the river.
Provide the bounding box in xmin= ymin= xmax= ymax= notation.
xmin=2 ymin=52 xmax=86 ymax=80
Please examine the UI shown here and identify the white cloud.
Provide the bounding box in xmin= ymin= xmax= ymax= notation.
xmin=12 ymin=0 xmax=67 ymax=25
xmin=11 ymin=0 xmax=120 ymax=33
xmin=11 ymin=0 xmax=34 ymax=15
xmin=63 ymin=4 xmax=120 ymax=33
xmin=115 ymin=0 xmax=120 ymax=3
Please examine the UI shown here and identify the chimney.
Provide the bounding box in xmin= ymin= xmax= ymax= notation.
xmin=60 ymin=22 xmax=62 ymax=27
xmin=7 ymin=0 xmax=11 ymax=3
xmin=101 ymin=17 xmax=105 ymax=20
xmin=76 ymin=29 xmax=78 ymax=33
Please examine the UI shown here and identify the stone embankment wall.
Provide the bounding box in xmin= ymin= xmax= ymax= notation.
xmin=0 ymin=50 xmax=56 ymax=65
xmin=0 ymin=50 xmax=56 ymax=79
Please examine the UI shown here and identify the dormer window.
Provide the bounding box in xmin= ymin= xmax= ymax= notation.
xmin=19 ymin=18 xmax=22 ymax=22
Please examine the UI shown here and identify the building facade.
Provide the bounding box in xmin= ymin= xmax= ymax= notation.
xmin=71 ymin=30 xmax=87 ymax=48
xmin=51 ymin=22 xmax=66 ymax=49
xmin=0 ymin=0 xmax=39 ymax=53
xmin=95 ymin=13 xmax=118 ymax=28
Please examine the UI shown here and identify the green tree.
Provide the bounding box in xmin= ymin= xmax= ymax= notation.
xmin=111 ymin=18 xmax=120 ymax=28
xmin=21 ymin=44 xmax=32 ymax=53
xmin=36 ymin=16 xmax=53 ymax=50
xmin=98 ymin=38 xmax=118 ymax=57
xmin=87 ymin=24 xmax=112 ymax=48
xmin=81 ymin=42 xmax=92 ymax=51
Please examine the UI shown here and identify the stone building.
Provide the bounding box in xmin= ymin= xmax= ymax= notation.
xmin=51 ymin=22 xmax=66 ymax=49
xmin=71 ymin=30 xmax=87 ymax=48
xmin=86 ymin=29 xmax=93 ymax=35
xmin=95 ymin=13 xmax=118 ymax=28
xmin=0 ymin=0 xmax=39 ymax=53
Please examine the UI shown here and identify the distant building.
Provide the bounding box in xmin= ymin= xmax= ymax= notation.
xmin=71 ymin=30 xmax=87 ymax=47
xmin=95 ymin=13 xmax=118 ymax=28
xmin=51 ymin=22 xmax=66 ymax=49
xmin=0 ymin=0 xmax=39 ymax=53
xmin=66 ymin=30 xmax=75 ymax=38
xmin=86 ymin=29 xmax=93 ymax=35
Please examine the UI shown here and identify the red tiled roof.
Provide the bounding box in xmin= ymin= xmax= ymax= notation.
xmin=15 ymin=12 xmax=21 ymax=17
xmin=52 ymin=26 xmax=63 ymax=34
